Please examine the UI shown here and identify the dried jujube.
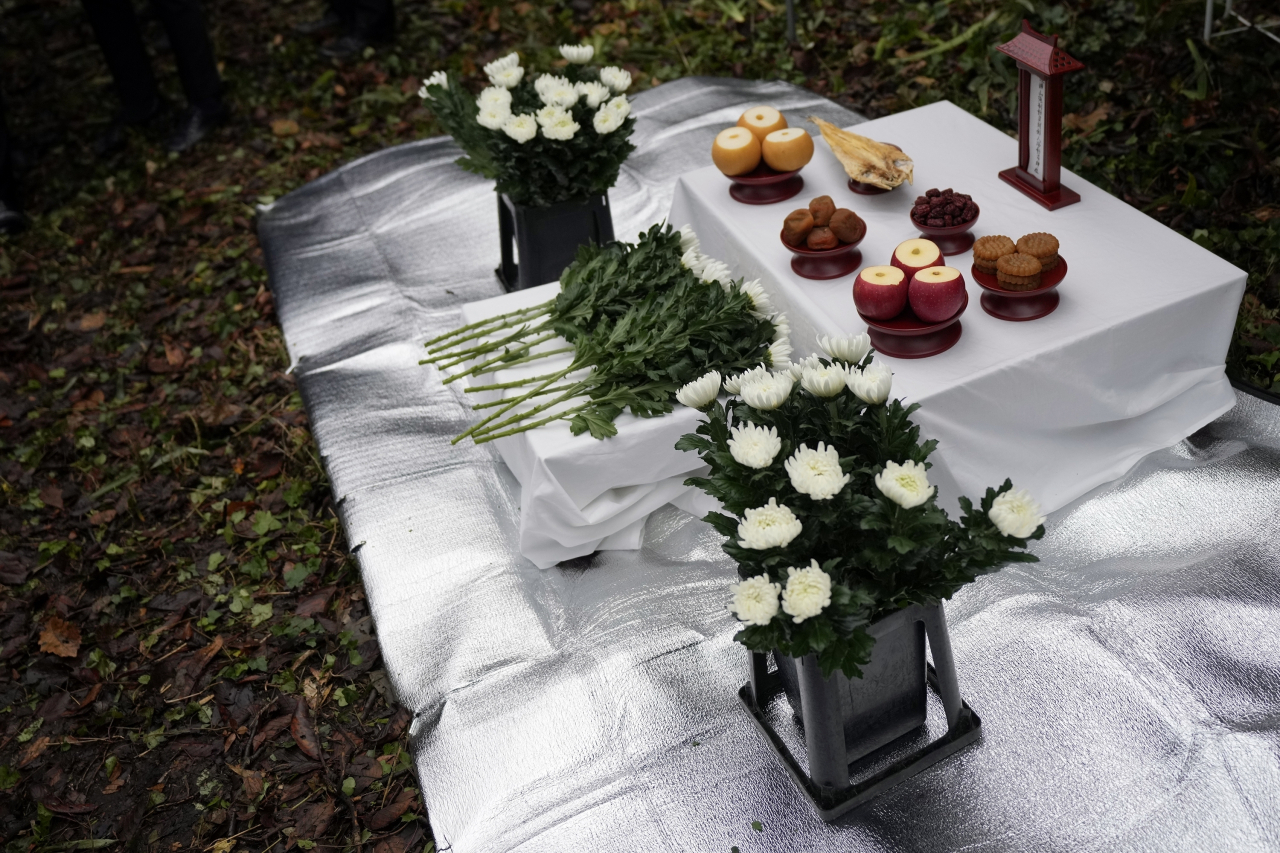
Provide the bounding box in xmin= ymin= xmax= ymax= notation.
xmin=783 ymin=209 xmax=815 ymax=246
xmin=808 ymin=195 xmax=836 ymax=227
xmin=806 ymin=226 xmax=838 ymax=250
xmin=829 ymin=209 xmax=865 ymax=244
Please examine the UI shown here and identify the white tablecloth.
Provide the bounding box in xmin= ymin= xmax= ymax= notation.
xmin=670 ymin=99 xmax=1245 ymax=515
xmin=459 ymin=99 xmax=1244 ymax=567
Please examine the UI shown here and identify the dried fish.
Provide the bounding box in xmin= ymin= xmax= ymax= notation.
xmin=809 ymin=117 xmax=915 ymax=190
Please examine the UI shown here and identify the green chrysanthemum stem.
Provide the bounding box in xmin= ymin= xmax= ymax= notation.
xmin=423 ymin=302 xmax=552 ymax=352
xmin=473 ymin=403 xmax=592 ymax=444
xmin=433 ymin=328 xmax=555 ymax=373
xmin=424 ymin=321 xmax=553 ymax=367
xmin=469 ymin=383 xmax=576 ymax=410
xmin=451 ymin=368 xmax=573 ymax=444
xmin=467 ymin=383 xmax=591 ymax=440
xmin=440 ymin=342 xmax=573 ymax=386
xmin=464 ymin=369 xmax=568 ymax=393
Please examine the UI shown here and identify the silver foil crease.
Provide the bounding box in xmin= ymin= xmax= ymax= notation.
xmin=258 ymin=79 xmax=1280 ymax=851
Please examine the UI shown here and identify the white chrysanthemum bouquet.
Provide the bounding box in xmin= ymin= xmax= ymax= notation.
xmin=419 ymin=46 xmax=637 ymax=208
xmin=675 ymin=337 xmax=1046 ymax=677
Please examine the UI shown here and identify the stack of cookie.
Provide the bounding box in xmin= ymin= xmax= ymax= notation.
xmin=972 ymin=232 xmax=1060 ymax=291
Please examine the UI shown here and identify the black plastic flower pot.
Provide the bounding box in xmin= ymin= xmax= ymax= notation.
xmin=496 ymin=192 xmax=615 ymax=292
xmin=741 ymin=602 xmax=982 ymax=821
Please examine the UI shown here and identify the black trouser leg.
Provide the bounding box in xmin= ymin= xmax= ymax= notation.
xmin=0 ymin=89 xmax=19 ymax=211
xmin=349 ymin=0 xmax=394 ymax=40
xmin=150 ymin=0 xmax=224 ymax=112
xmin=79 ymin=0 xmax=162 ymax=123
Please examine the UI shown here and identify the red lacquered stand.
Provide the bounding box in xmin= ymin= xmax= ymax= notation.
xmin=859 ymin=292 xmax=967 ymax=359
xmin=781 ymin=230 xmax=864 ymax=280
xmin=972 ymin=257 xmax=1067 ymax=321
xmin=914 ymin=205 xmax=980 ymax=256
xmin=729 ymin=165 xmax=804 ymax=205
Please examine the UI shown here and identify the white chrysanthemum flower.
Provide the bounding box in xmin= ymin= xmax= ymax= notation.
xmin=477 ymin=86 xmax=512 ymax=111
xmin=593 ymin=106 xmax=625 ymax=135
xmin=875 ymin=460 xmax=934 ymax=509
xmin=767 ymin=339 xmax=793 ymax=369
xmin=723 ymin=364 xmax=769 ymax=395
xmin=989 ymin=488 xmax=1046 ymax=539
xmin=501 ymin=114 xmax=538 ymax=144
xmin=699 ymin=259 xmax=733 ymax=286
xmin=560 ymin=44 xmax=595 ymax=64
xmin=603 ymin=95 xmax=630 ymax=119
xmin=576 ymin=80 xmax=611 ymax=108
xmin=541 ymin=115 xmax=580 ymax=141
xmin=787 ymin=354 xmax=823 ymax=382
xmin=535 ymin=104 xmax=565 ymax=126
xmin=848 ymin=361 xmax=892 ymax=404
xmin=740 ymin=372 xmax=793 ymax=411
xmin=728 ymin=422 xmax=781 ymax=469
xmin=737 ymin=498 xmax=803 ymax=550
xmin=477 ymin=105 xmax=511 ymax=130
xmin=785 ymin=442 xmax=850 ymax=501
xmin=801 ymin=364 xmax=848 ymax=398
xmin=484 ymin=53 xmax=520 ymax=75
xmin=729 ymin=574 xmax=781 ymax=626
xmin=675 ymin=370 xmax=721 ymax=411
xmin=488 ymin=65 xmax=525 ymax=89
xmin=418 ymin=71 xmax=448 ymax=99
xmin=680 ymin=247 xmax=706 ymax=273
xmin=738 ymin=279 xmax=772 ymax=317
xmin=818 ymin=333 xmax=871 ymax=366
xmin=600 ymin=66 xmax=632 ymax=93
xmin=539 ymin=77 xmax=579 ymax=108
xmin=771 ymin=315 xmax=790 ymax=343
xmin=678 ymin=225 xmax=700 ymax=255
xmin=782 ymin=560 xmax=832 ymax=623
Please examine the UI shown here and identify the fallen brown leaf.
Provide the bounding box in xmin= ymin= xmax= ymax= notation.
xmin=253 ymin=713 xmax=293 ymax=750
xmin=291 ymin=698 xmax=322 ymax=760
xmin=1250 ymin=205 xmax=1280 ymax=222
xmin=366 ymin=789 xmax=416 ymax=830
xmin=39 ymin=615 xmax=82 ymax=657
xmin=272 ymin=118 xmax=300 ymax=137
xmin=78 ymin=311 xmax=107 ymax=331
xmin=88 ymin=508 xmax=117 ymax=525
xmin=290 ymin=799 xmax=335 ymax=846
xmin=164 ymin=340 xmax=186 ymax=367
xmin=18 ymin=736 xmax=51 ymax=768
xmin=38 ymin=481 xmax=64 ymax=510
xmin=1062 ymin=103 xmax=1111 ymax=135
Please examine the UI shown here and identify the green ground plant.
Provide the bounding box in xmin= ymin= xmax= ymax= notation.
xmin=0 ymin=0 xmax=1276 ymax=850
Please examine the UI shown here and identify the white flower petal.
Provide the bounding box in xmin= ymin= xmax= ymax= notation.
xmin=875 ymin=460 xmax=934 ymax=509
xmin=818 ymin=333 xmax=872 ymax=366
xmin=675 ymin=370 xmax=721 ymax=410
xmin=740 ymin=372 xmax=793 ymax=410
xmin=723 ymin=364 xmax=769 ymax=395
xmin=781 ymin=560 xmax=832 ymax=623
xmin=737 ymin=498 xmax=803 ymax=550
xmin=784 ymin=442 xmax=850 ymax=500
xmin=801 ymin=364 xmax=847 ymax=398
xmin=501 ymin=114 xmax=538 ymax=143
xmin=599 ymin=66 xmax=632 ymax=93
xmin=988 ymin=488 xmax=1046 ymax=538
xmin=847 ymin=361 xmax=892 ymax=404
xmin=728 ymin=422 xmax=781 ymax=469
xmin=729 ymin=574 xmax=781 ymax=626
xmin=559 ymin=44 xmax=595 ymax=64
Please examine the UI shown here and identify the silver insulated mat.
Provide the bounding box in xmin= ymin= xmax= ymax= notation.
xmin=257 ymin=78 xmax=1280 ymax=851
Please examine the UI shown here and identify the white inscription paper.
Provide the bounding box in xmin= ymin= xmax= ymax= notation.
xmin=1027 ymin=74 xmax=1047 ymax=181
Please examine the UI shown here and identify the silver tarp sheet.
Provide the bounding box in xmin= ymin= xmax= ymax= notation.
xmin=258 ymin=78 xmax=1280 ymax=852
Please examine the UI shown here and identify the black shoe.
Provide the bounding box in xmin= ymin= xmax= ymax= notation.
xmin=319 ymin=33 xmax=374 ymax=59
xmin=166 ymin=103 xmax=229 ymax=153
xmin=294 ymin=11 xmax=343 ymax=36
xmin=0 ymin=202 xmax=28 ymax=235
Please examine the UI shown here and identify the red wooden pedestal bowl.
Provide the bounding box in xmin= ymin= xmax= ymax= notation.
xmin=728 ymin=164 xmax=804 ymax=205
xmin=857 ymin=291 xmax=968 ymax=359
xmin=912 ymin=204 xmax=980 ymax=256
xmin=972 ymin=257 xmax=1068 ymax=322
xmin=780 ymin=229 xmax=865 ymax=280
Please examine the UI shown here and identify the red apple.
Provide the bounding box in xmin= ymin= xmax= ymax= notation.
xmin=889 ymin=238 xmax=944 ymax=279
xmin=853 ymin=265 xmax=908 ymax=320
xmin=909 ymin=266 xmax=966 ymax=323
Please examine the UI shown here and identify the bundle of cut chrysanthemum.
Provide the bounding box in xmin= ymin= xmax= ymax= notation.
xmin=809 ymin=117 xmax=914 ymax=190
